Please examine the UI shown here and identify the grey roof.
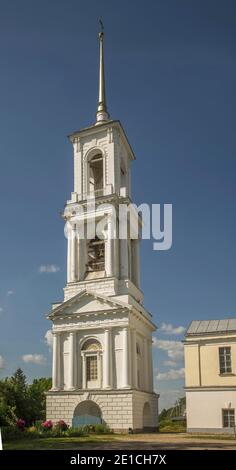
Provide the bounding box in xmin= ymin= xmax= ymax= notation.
xmin=186 ymin=318 xmax=236 ymax=336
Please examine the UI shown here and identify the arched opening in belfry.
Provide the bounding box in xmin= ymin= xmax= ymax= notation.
xmin=143 ymin=402 xmax=152 ymax=430
xmin=85 ymin=236 xmax=105 ymax=276
xmin=72 ymin=400 xmax=103 ymax=427
xmin=89 ymin=153 xmax=104 ymax=194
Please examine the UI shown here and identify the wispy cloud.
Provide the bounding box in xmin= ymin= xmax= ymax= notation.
xmin=163 ymin=360 xmax=179 ymax=367
xmin=22 ymin=354 xmax=46 ymax=365
xmin=160 ymin=323 xmax=186 ymax=335
xmin=157 ymin=368 xmax=185 ymax=381
xmin=7 ymin=290 xmax=14 ymax=296
xmin=38 ymin=265 xmax=60 ymax=274
xmin=153 ymin=338 xmax=184 ymax=360
xmin=45 ymin=330 xmax=53 ymax=350
xmin=0 ymin=355 xmax=5 ymax=369
xmin=0 ymin=307 xmax=3 ymax=313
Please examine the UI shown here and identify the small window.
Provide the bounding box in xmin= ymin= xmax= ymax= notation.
xmin=219 ymin=347 xmax=232 ymax=374
xmin=136 ymin=343 xmax=141 ymax=355
xmin=222 ymin=409 xmax=235 ymax=428
xmin=86 ymin=356 xmax=98 ymax=381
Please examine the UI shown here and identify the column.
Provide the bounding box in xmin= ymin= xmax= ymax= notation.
xmin=148 ymin=340 xmax=154 ymax=392
xmin=68 ymin=331 xmax=77 ymax=390
xmin=120 ymin=239 xmax=129 ymax=279
xmin=105 ymin=217 xmax=114 ymax=277
xmin=132 ymin=239 xmax=141 ymax=288
xmin=103 ymin=329 xmax=111 ymax=388
xmin=98 ymin=352 xmax=102 ymax=389
xmin=82 ymin=354 xmax=86 ymax=389
xmin=77 ymin=341 xmax=81 ymax=389
xmin=67 ymin=225 xmax=72 ymax=283
xmin=52 ymin=332 xmax=61 ymax=390
xmin=144 ymin=338 xmax=149 ymax=391
xmin=122 ymin=327 xmax=130 ymax=388
xmin=131 ymin=329 xmax=138 ymax=388
xmin=71 ymin=224 xmax=77 ymax=281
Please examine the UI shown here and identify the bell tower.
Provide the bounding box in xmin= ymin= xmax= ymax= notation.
xmin=46 ymin=24 xmax=159 ymax=432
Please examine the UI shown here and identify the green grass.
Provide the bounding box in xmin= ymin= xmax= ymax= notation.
xmin=187 ymin=433 xmax=236 ymax=441
xmin=159 ymin=420 xmax=186 ymax=433
xmin=3 ymin=434 xmax=117 ymax=450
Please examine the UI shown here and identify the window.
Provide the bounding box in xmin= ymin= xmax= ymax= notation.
xmin=219 ymin=347 xmax=232 ymax=374
xmin=222 ymin=409 xmax=235 ymax=428
xmin=89 ymin=154 xmax=103 ymax=194
xmin=86 ymin=236 xmax=105 ymax=272
xmin=86 ymin=356 xmax=98 ymax=381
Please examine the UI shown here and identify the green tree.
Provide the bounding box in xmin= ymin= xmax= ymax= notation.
xmin=0 ymin=369 xmax=52 ymax=425
xmin=28 ymin=377 xmax=52 ymax=421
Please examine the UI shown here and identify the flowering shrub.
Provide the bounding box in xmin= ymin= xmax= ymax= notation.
xmin=16 ymin=418 xmax=26 ymax=431
xmin=41 ymin=420 xmax=53 ymax=431
xmin=55 ymin=420 xmax=68 ymax=432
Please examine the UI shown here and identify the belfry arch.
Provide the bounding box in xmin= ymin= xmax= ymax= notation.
xmin=72 ymin=400 xmax=102 ymax=427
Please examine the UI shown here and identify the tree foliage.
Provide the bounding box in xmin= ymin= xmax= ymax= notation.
xmin=0 ymin=368 xmax=52 ymax=426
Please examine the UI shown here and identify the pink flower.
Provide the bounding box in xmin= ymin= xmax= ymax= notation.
xmin=56 ymin=420 xmax=68 ymax=431
xmin=41 ymin=420 xmax=53 ymax=430
xmin=16 ymin=418 xmax=26 ymax=430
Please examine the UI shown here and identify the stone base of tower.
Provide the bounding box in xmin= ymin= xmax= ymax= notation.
xmin=46 ymin=390 xmax=159 ymax=433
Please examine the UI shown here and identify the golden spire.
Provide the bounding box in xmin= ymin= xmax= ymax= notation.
xmin=96 ymin=19 xmax=109 ymax=124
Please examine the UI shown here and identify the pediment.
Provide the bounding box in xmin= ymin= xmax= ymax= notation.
xmin=48 ymin=289 xmax=130 ymax=319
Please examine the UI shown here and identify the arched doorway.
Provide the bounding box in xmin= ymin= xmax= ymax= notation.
xmin=143 ymin=402 xmax=152 ymax=430
xmin=72 ymin=400 xmax=102 ymax=427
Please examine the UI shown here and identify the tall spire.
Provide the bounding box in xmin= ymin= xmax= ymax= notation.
xmin=96 ymin=19 xmax=109 ymax=124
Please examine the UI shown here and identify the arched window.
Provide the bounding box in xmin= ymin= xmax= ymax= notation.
xmin=89 ymin=153 xmax=103 ymax=194
xmin=86 ymin=236 xmax=105 ymax=274
xmin=81 ymin=339 xmax=102 ymax=389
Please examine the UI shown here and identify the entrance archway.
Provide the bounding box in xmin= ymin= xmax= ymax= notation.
xmin=143 ymin=402 xmax=152 ymax=430
xmin=72 ymin=400 xmax=102 ymax=427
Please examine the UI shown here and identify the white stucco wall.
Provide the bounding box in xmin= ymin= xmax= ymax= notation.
xmin=186 ymin=390 xmax=236 ymax=432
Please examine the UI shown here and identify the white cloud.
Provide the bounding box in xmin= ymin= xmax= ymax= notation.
xmin=0 ymin=307 xmax=3 ymax=312
xmin=7 ymin=290 xmax=14 ymax=296
xmin=153 ymin=338 xmax=184 ymax=360
xmin=45 ymin=330 xmax=53 ymax=350
xmin=160 ymin=323 xmax=186 ymax=335
xmin=163 ymin=360 xmax=178 ymax=367
xmin=39 ymin=264 xmax=60 ymax=273
xmin=22 ymin=354 xmax=46 ymax=365
xmin=157 ymin=368 xmax=185 ymax=381
xmin=0 ymin=355 xmax=5 ymax=369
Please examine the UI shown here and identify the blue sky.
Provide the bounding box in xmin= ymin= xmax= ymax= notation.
xmin=0 ymin=0 xmax=236 ymax=409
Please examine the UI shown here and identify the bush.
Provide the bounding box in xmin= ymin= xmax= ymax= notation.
xmin=159 ymin=419 xmax=186 ymax=433
xmin=25 ymin=426 xmax=40 ymax=439
xmin=34 ymin=420 xmax=43 ymax=431
xmin=55 ymin=420 xmax=68 ymax=432
xmin=41 ymin=420 xmax=53 ymax=431
xmin=66 ymin=426 xmax=87 ymax=437
xmin=16 ymin=418 xmax=26 ymax=431
xmin=1 ymin=426 xmax=25 ymax=441
xmin=94 ymin=423 xmax=111 ymax=434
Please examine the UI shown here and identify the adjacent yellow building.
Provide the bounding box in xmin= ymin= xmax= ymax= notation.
xmin=184 ymin=319 xmax=236 ymax=433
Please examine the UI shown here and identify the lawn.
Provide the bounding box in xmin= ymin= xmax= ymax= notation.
xmin=3 ymin=434 xmax=117 ymax=450
xmin=4 ymin=432 xmax=236 ymax=450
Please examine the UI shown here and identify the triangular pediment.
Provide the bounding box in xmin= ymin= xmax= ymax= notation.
xmin=47 ymin=289 xmax=130 ymax=319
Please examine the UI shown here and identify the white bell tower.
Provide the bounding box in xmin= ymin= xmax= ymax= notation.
xmin=46 ymin=25 xmax=159 ymax=432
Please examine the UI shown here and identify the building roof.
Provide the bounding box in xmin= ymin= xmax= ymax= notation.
xmin=186 ymin=318 xmax=236 ymax=336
